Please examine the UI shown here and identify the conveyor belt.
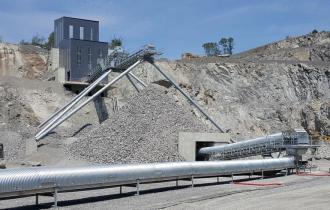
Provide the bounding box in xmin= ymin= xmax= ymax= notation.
xmin=199 ymin=129 xmax=316 ymax=160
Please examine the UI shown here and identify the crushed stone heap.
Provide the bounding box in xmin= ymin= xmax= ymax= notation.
xmin=69 ymin=84 xmax=208 ymax=164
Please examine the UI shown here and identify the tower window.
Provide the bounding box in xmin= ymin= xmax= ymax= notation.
xmin=90 ymin=28 xmax=93 ymax=41
xmin=80 ymin=27 xmax=84 ymax=40
xmin=69 ymin=25 xmax=73 ymax=38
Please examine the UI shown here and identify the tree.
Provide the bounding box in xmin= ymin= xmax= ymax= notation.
xmin=219 ymin=37 xmax=235 ymax=55
xmin=202 ymin=42 xmax=220 ymax=57
xmin=219 ymin=38 xmax=228 ymax=54
xmin=45 ymin=32 xmax=55 ymax=50
xmin=0 ymin=36 xmax=3 ymax=43
xmin=109 ymin=38 xmax=122 ymax=49
xmin=312 ymin=29 xmax=318 ymax=34
xmin=227 ymin=37 xmax=234 ymax=55
xmin=31 ymin=34 xmax=45 ymax=47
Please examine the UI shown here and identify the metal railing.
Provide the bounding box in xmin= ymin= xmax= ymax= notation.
xmin=199 ymin=129 xmax=312 ymax=160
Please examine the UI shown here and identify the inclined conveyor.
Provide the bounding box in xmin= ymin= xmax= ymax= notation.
xmin=35 ymin=45 xmax=224 ymax=140
xmin=199 ymin=129 xmax=317 ymax=160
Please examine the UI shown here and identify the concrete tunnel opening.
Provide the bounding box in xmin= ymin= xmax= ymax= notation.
xmin=195 ymin=141 xmax=214 ymax=161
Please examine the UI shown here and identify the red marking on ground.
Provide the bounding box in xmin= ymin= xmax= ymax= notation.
xmin=297 ymin=172 xmax=330 ymax=177
xmin=233 ymin=182 xmax=283 ymax=186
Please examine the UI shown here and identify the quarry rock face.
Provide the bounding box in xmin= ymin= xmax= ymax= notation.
xmin=123 ymin=59 xmax=330 ymax=140
xmin=0 ymin=31 xmax=329 ymax=164
xmin=233 ymin=31 xmax=330 ymax=62
xmin=0 ymin=44 xmax=49 ymax=79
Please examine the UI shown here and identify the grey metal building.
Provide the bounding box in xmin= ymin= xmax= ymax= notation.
xmin=54 ymin=17 xmax=108 ymax=81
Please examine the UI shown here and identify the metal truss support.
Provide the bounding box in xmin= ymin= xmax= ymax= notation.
xmin=128 ymin=72 xmax=147 ymax=87
xmin=35 ymin=69 xmax=112 ymax=139
xmin=126 ymin=74 xmax=140 ymax=92
xmin=36 ymin=60 xmax=142 ymax=140
xmin=37 ymin=68 xmax=112 ymax=129
xmin=150 ymin=62 xmax=225 ymax=133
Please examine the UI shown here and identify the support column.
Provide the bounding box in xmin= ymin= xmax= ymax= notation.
xmin=35 ymin=194 xmax=39 ymax=206
xmin=126 ymin=74 xmax=140 ymax=92
xmin=54 ymin=188 xmax=58 ymax=207
xmin=286 ymin=168 xmax=288 ymax=176
xmin=136 ymin=180 xmax=140 ymax=196
xmin=191 ymin=175 xmax=194 ymax=188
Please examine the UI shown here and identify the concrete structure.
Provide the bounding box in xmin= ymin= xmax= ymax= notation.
xmin=178 ymin=132 xmax=231 ymax=161
xmin=54 ymin=17 xmax=108 ymax=82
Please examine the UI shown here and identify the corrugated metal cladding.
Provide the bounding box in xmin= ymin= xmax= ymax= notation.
xmin=54 ymin=16 xmax=108 ymax=82
xmin=0 ymin=158 xmax=295 ymax=197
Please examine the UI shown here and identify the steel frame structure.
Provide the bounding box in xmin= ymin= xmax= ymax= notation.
xmin=199 ymin=129 xmax=317 ymax=160
xmin=35 ymin=45 xmax=224 ymax=141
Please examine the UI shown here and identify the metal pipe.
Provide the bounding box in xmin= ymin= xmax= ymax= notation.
xmin=35 ymin=69 xmax=112 ymax=138
xmin=0 ymin=158 xmax=294 ymax=199
xmin=126 ymin=74 xmax=140 ymax=92
xmin=36 ymin=60 xmax=142 ymax=141
xmin=37 ymin=68 xmax=112 ymax=129
xmin=128 ymin=72 xmax=147 ymax=87
xmin=150 ymin=62 xmax=225 ymax=133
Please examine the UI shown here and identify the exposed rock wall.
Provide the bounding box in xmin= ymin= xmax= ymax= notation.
xmin=121 ymin=59 xmax=330 ymax=140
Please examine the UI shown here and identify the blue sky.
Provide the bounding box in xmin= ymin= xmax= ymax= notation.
xmin=0 ymin=0 xmax=329 ymax=59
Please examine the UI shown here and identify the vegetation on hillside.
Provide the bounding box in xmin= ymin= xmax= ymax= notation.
xmin=202 ymin=37 xmax=235 ymax=56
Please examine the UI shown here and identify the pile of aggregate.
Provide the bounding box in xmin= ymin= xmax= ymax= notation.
xmin=69 ymin=84 xmax=208 ymax=164
xmin=0 ymin=131 xmax=25 ymax=161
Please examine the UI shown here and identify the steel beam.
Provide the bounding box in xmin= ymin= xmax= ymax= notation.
xmin=126 ymin=74 xmax=140 ymax=92
xmin=35 ymin=69 xmax=112 ymax=139
xmin=37 ymin=68 xmax=112 ymax=129
xmin=36 ymin=60 xmax=142 ymax=141
xmin=150 ymin=62 xmax=225 ymax=133
xmin=128 ymin=72 xmax=147 ymax=87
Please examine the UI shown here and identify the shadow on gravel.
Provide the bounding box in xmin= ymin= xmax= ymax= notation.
xmin=2 ymin=174 xmax=286 ymax=210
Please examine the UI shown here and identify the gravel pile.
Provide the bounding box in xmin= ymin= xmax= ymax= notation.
xmin=0 ymin=131 xmax=25 ymax=160
xmin=315 ymin=140 xmax=330 ymax=160
xmin=69 ymin=84 xmax=207 ymax=164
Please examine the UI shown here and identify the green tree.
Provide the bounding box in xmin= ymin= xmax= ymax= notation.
xmin=219 ymin=37 xmax=235 ymax=55
xmin=227 ymin=37 xmax=234 ymax=55
xmin=219 ymin=38 xmax=228 ymax=54
xmin=109 ymin=38 xmax=122 ymax=49
xmin=0 ymin=35 xmax=3 ymax=43
xmin=45 ymin=32 xmax=55 ymax=50
xmin=202 ymin=42 xmax=220 ymax=57
xmin=31 ymin=34 xmax=45 ymax=47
